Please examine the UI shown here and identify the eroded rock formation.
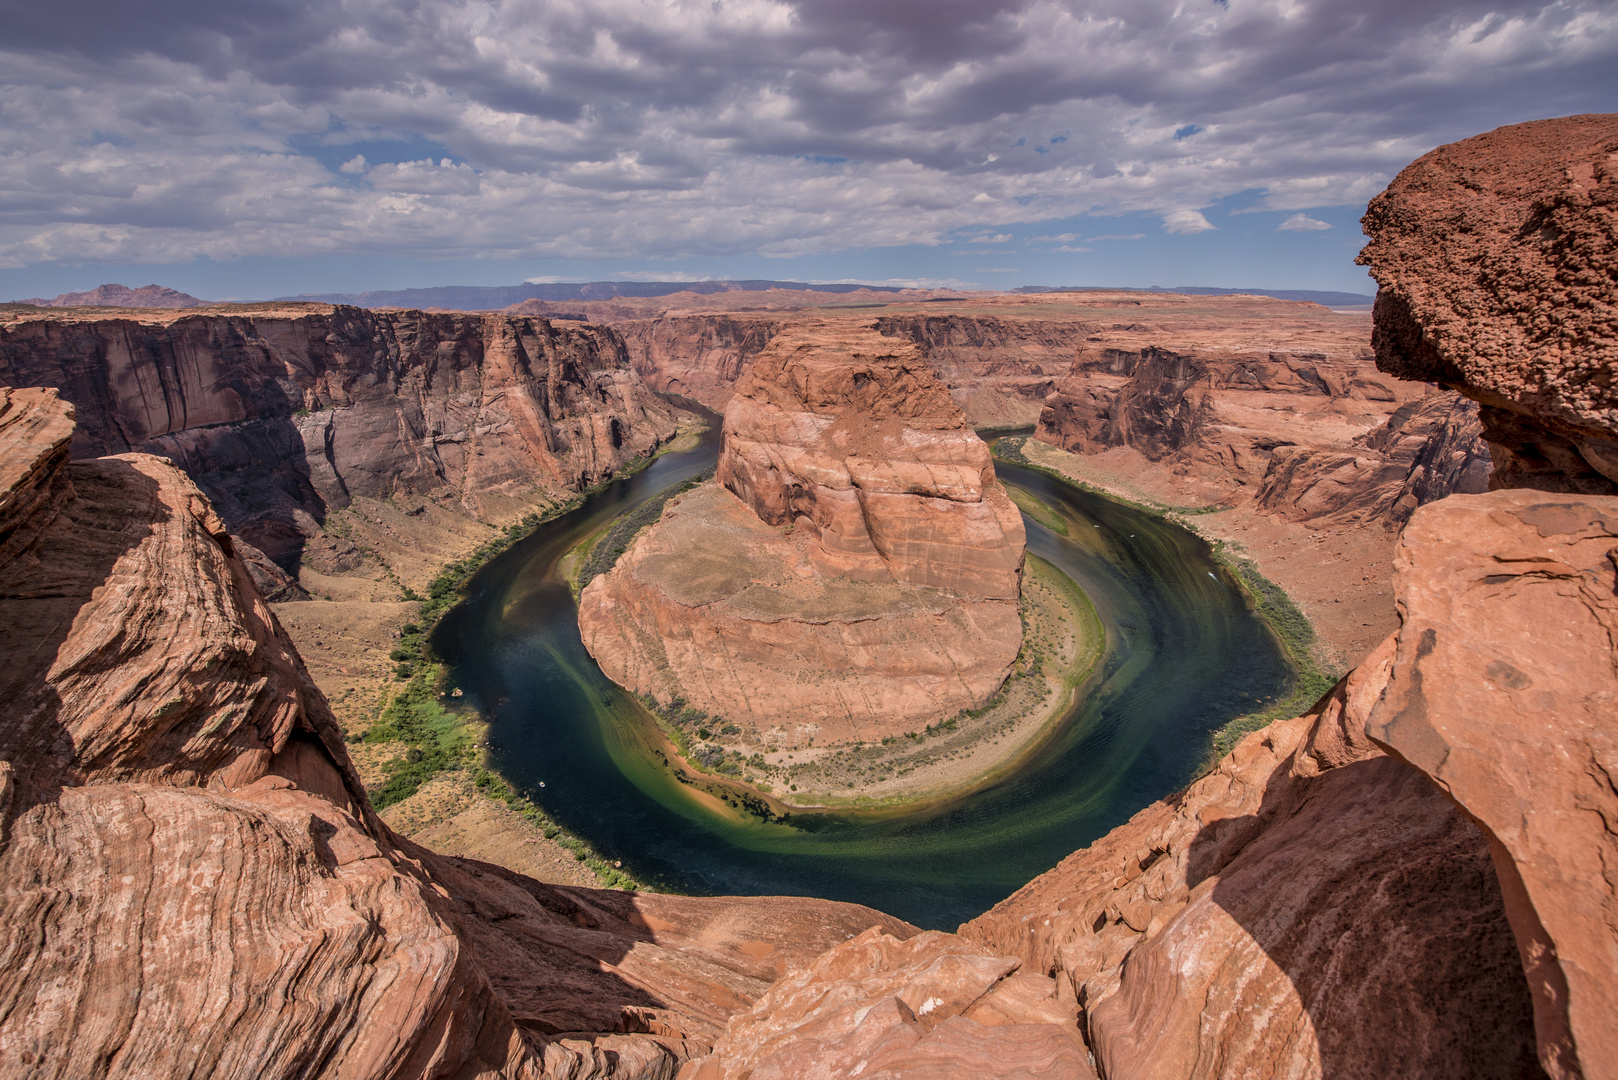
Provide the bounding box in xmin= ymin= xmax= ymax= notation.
xmin=1359 ymin=113 xmax=1618 ymax=495
xmin=0 ymin=305 xmax=684 ymax=572
xmin=579 ymin=324 xmax=1026 ymax=740
xmin=0 ymin=387 xmax=917 ymax=1080
xmin=616 ymin=315 xmax=783 ymax=409
xmin=1035 ymin=327 xmax=1491 ymax=529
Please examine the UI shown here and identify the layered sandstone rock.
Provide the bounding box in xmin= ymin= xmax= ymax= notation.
xmin=1367 ymin=491 xmax=1618 ymax=1080
xmin=616 ymin=315 xmax=783 ymax=409
xmin=874 ymin=312 xmax=1088 ymax=429
xmin=0 ymin=305 xmax=684 ymax=571
xmin=1035 ymin=325 xmax=1490 ymax=528
xmin=580 ymin=324 xmax=1026 ymax=739
xmin=685 ymin=928 xmax=1094 ymax=1080
xmin=0 ymin=389 xmax=917 ymax=1080
xmin=1359 ymin=113 xmax=1618 ymax=494
xmin=960 ymin=629 xmax=1543 ymax=1080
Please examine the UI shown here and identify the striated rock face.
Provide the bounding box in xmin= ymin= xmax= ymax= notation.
xmin=580 ymin=325 xmax=1026 ymax=739
xmin=717 ymin=323 xmax=1025 ymax=600
xmin=616 ymin=315 xmax=783 ymax=410
xmin=685 ymin=928 xmax=1094 ymax=1080
xmin=0 ymin=306 xmax=683 ymax=569
xmin=1367 ymin=491 xmax=1618 ymax=1080
xmin=0 ymin=388 xmax=918 ymax=1080
xmin=1256 ymin=389 xmax=1492 ymax=526
xmin=873 ymin=313 xmax=1088 ymax=429
xmin=958 ymin=627 xmax=1543 ymax=1080
xmin=1035 ymin=331 xmax=1490 ymax=528
xmin=1359 ymin=113 xmax=1618 ymax=494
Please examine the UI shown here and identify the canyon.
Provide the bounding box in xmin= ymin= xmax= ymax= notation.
xmin=0 ymin=113 xmax=1612 ymax=1080
xmin=578 ymin=322 xmax=1028 ymax=750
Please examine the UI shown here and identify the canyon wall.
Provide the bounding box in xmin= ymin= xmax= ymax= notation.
xmin=874 ymin=311 xmax=1085 ymax=428
xmin=1034 ymin=330 xmax=1491 ymax=528
xmin=615 ymin=315 xmax=783 ymax=410
xmin=579 ymin=323 xmax=1027 ymax=740
xmin=0 ymin=305 xmax=684 ymax=575
xmin=0 ymin=384 xmax=919 ymax=1080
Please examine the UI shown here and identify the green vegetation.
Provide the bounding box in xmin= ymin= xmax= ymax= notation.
xmin=364 ymin=666 xmax=474 ymax=809
xmin=1006 ymin=486 xmax=1069 ymax=535
xmin=574 ymin=470 xmax=713 ymax=594
xmin=360 ymin=454 xmax=686 ymax=889
xmin=1207 ymin=545 xmax=1341 ymax=758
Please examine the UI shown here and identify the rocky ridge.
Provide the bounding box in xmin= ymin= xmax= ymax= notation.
xmin=578 ymin=324 xmax=1027 ymax=743
xmin=17 ymin=282 xmax=206 ymax=308
xmin=0 ymin=384 xmax=925 ymax=1080
xmin=0 ymin=304 xmax=686 ymax=584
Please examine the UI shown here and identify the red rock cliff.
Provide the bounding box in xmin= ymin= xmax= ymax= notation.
xmin=0 ymin=386 xmax=919 ymax=1080
xmin=0 ymin=305 xmax=684 ymax=571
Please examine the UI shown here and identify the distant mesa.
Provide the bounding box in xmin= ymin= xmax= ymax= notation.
xmin=18 ymin=283 xmax=205 ymax=308
xmin=1013 ymin=284 xmax=1376 ymax=308
xmin=277 ymin=278 xmax=910 ymax=311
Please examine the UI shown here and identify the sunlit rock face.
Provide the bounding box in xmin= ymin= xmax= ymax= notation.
xmin=716 ymin=322 xmax=1026 ymax=602
xmin=0 ymin=384 xmax=922 ymax=1080
xmin=0 ymin=305 xmax=685 ymax=570
xmin=1360 ymin=112 xmax=1618 ymax=495
xmin=579 ymin=324 xmax=1026 ymax=741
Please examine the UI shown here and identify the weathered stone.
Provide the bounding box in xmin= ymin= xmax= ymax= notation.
xmin=1368 ymin=490 xmax=1618 ymax=1080
xmin=1359 ymin=113 xmax=1618 ymax=493
xmin=579 ymin=324 xmax=1026 ymax=739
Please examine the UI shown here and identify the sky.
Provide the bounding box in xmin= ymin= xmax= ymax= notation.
xmin=1 ymin=0 xmax=1614 ymax=301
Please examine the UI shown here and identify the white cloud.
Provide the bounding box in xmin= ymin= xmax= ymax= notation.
xmin=1279 ymin=212 xmax=1333 ymax=231
xmin=1163 ymin=210 xmax=1217 ymax=235
xmin=0 ymin=0 xmax=1610 ymax=266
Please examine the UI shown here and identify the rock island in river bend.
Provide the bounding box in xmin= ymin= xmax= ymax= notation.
xmin=578 ymin=322 xmax=1045 ymax=777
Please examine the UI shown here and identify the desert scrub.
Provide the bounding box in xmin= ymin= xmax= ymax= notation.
xmin=1208 ymin=545 xmax=1340 ymax=758
xmin=575 ymin=470 xmax=713 ymax=593
xmin=364 ymin=665 xmax=475 ymax=809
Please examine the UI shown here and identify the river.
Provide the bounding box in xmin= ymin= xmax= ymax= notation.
xmin=431 ymin=425 xmax=1290 ymax=929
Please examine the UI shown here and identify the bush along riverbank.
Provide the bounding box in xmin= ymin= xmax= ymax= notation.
xmin=360 ymin=467 xmax=685 ymax=891
xmin=989 ymin=435 xmax=1337 ymax=764
xmin=1205 ymin=547 xmax=1341 ymax=758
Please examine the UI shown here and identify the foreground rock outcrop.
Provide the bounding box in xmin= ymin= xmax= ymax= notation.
xmin=0 ymin=305 xmax=685 ymax=575
xmin=0 ymin=387 xmax=919 ymax=1080
xmin=579 ymin=324 xmax=1026 ymax=741
xmin=1359 ymin=113 xmax=1618 ymax=495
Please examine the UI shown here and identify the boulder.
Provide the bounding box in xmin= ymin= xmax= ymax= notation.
xmin=1359 ymin=113 xmax=1618 ymax=493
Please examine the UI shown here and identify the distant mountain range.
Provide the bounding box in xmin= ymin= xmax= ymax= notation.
xmin=11 ymin=279 xmax=1376 ymax=312
xmin=1014 ymin=285 xmax=1375 ymax=307
xmin=18 ymin=283 xmax=205 ymax=308
xmin=275 ymin=279 xmax=908 ymax=310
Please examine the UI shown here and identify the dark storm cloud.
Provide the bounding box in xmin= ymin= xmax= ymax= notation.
xmin=0 ymin=0 xmax=1612 ymax=265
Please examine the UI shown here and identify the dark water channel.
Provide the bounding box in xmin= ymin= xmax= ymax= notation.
xmin=432 ymin=427 xmax=1290 ymax=929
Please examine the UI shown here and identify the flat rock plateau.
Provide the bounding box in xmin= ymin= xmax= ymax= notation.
xmin=0 ymin=113 xmax=1614 ymax=1080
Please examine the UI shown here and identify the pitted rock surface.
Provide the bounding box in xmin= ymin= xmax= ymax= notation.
xmin=1359 ymin=113 xmax=1618 ymax=493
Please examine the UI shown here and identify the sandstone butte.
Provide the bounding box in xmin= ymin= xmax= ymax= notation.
xmin=0 ymin=113 xmax=1613 ymax=1080
xmin=578 ymin=322 xmax=1028 ymax=742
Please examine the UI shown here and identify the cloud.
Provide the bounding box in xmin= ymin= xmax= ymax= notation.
xmin=0 ymin=0 xmax=1612 ymax=266
xmin=1088 ymin=233 xmax=1146 ymax=241
xmin=1279 ymin=212 xmax=1333 ymax=231
xmin=1163 ymin=210 xmax=1217 ymax=234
